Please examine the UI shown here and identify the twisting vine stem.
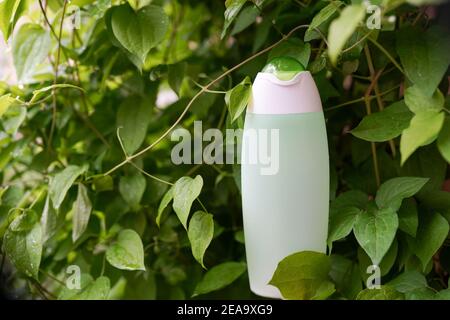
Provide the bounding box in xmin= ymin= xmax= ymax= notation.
xmin=48 ymin=0 xmax=68 ymax=149
xmin=116 ymin=129 xmax=209 ymax=212
xmin=38 ymin=0 xmax=109 ymax=148
xmin=364 ymin=45 xmax=381 ymax=188
xmin=364 ymin=45 xmax=397 ymax=158
xmin=104 ymin=24 xmax=311 ymax=176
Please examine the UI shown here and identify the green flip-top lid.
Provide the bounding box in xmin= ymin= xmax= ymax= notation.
xmin=262 ymin=56 xmax=305 ymax=81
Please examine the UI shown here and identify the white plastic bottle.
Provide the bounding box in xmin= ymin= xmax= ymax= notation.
xmin=241 ymin=57 xmax=329 ymax=299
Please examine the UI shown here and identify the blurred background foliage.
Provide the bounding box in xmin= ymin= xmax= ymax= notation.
xmin=0 ymin=0 xmax=450 ymax=300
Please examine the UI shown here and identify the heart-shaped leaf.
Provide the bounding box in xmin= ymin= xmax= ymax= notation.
xmin=353 ymin=206 xmax=398 ymax=265
xmin=173 ymin=175 xmax=203 ymax=229
xmin=110 ymin=4 xmax=168 ymax=65
xmin=106 ymin=229 xmax=145 ymax=271
xmin=269 ymin=251 xmax=335 ymax=300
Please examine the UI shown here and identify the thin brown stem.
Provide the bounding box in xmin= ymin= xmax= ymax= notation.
xmin=163 ymin=0 xmax=181 ymax=63
xmin=364 ymin=45 xmax=381 ymax=188
xmin=364 ymin=45 xmax=397 ymax=157
xmin=341 ymin=31 xmax=373 ymax=54
xmin=129 ymin=161 xmax=173 ymax=186
xmin=48 ymin=0 xmax=68 ymax=149
xmin=326 ymin=85 xmax=400 ymax=112
xmin=364 ymin=97 xmax=381 ymax=188
xmin=39 ymin=269 xmax=66 ymax=287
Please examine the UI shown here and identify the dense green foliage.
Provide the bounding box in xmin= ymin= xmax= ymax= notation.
xmin=0 ymin=0 xmax=450 ymax=300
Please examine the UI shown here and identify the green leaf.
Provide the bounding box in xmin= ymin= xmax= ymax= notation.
xmin=40 ymin=193 xmax=59 ymax=243
xmin=76 ymin=277 xmax=110 ymax=300
xmin=400 ymin=111 xmax=445 ymax=165
xmin=92 ymin=175 xmax=114 ymax=192
xmin=117 ymin=96 xmax=152 ymax=155
xmin=59 ymin=274 xmax=110 ymax=300
xmin=437 ymin=117 xmax=450 ymax=163
xmin=123 ymin=271 xmax=157 ymax=300
xmin=305 ymin=1 xmax=343 ymax=41
xmin=119 ymin=173 xmax=146 ymax=209
xmin=269 ymin=251 xmax=335 ymax=300
xmin=405 ymin=86 xmax=444 ymax=114
xmin=225 ymin=77 xmax=251 ymax=123
xmin=0 ymin=0 xmax=25 ymax=39
xmin=356 ymin=286 xmax=404 ymax=300
xmin=173 ymin=175 xmax=203 ymax=229
xmin=358 ymin=240 xmax=398 ymax=278
xmin=230 ymin=5 xmax=258 ymax=35
xmin=187 ymin=211 xmax=214 ymax=268
xmin=0 ymin=94 xmax=17 ymax=118
xmin=193 ymin=262 xmax=247 ymax=296
xmin=397 ymin=27 xmax=450 ymax=96
xmin=388 ymin=271 xmax=427 ymax=293
xmin=168 ymin=63 xmax=187 ymax=95
xmin=329 ymin=255 xmax=362 ymax=300
xmin=268 ymin=38 xmax=311 ymax=68
xmin=375 ymin=177 xmax=429 ymax=211
xmin=405 ymin=287 xmax=436 ymax=300
xmin=413 ymin=213 xmax=449 ymax=270
xmin=72 ymin=184 xmax=92 ymax=242
xmin=12 ymin=23 xmax=51 ymax=81
xmin=327 ymin=207 xmax=361 ymax=250
xmin=331 ymin=190 xmax=369 ymax=213
xmin=110 ymin=4 xmax=169 ymax=65
xmin=436 ymin=289 xmax=450 ymax=300
xmin=221 ymin=0 xmax=247 ymax=39
xmin=156 ymin=186 xmax=174 ymax=227
xmin=2 ymin=210 xmax=42 ymax=279
xmin=2 ymin=103 xmax=26 ymax=135
xmin=106 ymin=229 xmax=146 ymax=271
xmin=398 ymin=198 xmax=418 ymax=237
xmin=327 ymin=5 xmax=366 ymax=65
xmin=353 ymin=206 xmax=398 ymax=265
xmin=351 ymin=101 xmax=413 ymax=142
xmin=49 ymin=165 xmax=87 ymax=210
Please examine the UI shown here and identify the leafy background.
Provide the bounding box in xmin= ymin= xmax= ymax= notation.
xmin=1 ymin=0 xmax=450 ymax=300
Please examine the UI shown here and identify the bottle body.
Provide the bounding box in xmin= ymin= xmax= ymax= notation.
xmin=241 ymin=71 xmax=329 ymax=299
